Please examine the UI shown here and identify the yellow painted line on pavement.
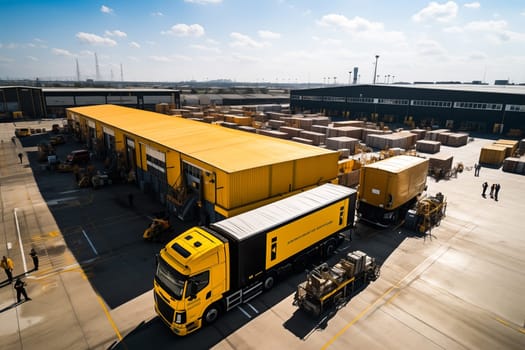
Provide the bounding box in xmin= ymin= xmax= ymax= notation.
xmin=81 ymin=270 xmax=123 ymax=341
xmin=495 ymin=317 xmax=525 ymax=334
xmin=322 ymin=285 xmax=396 ymax=350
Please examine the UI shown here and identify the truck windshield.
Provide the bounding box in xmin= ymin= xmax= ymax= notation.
xmin=155 ymin=257 xmax=187 ymax=300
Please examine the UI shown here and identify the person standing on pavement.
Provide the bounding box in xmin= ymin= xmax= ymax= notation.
xmin=481 ymin=182 xmax=488 ymax=197
xmin=494 ymin=184 xmax=501 ymax=201
xmin=14 ymin=278 xmax=31 ymax=303
xmin=30 ymin=248 xmax=39 ymax=271
xmin=18 ymin=152 xmax=23 ymax=164
xmin=490 ymin=184 xmax=495 ymax=198
xmin=1 ymin=255 xmax=14 ymax=283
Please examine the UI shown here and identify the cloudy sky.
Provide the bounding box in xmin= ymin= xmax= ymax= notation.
xmin=1 ymin=0 xmax=524 ymax=84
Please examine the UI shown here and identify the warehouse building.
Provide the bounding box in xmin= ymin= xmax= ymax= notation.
xmin=66 ymin=104 xmax=339 ymax=223
xmin=291 ymin=84 xmax=525 ymax=136
xmin=0 ymin=86 xmax=180 ymax=120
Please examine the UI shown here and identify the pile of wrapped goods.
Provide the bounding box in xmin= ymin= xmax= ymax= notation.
xmin=366 ymin=131 xmax=417 ymax=150
xmin=326 ymin=126 xmax=363 ymax=139
xmin=292 ymin=116 xmax=314 ymax=130
xmin=256 ymin=129 xmax=289 ymax=140
xmin=326 ymin=136 xmax=359 ymax=153
xmin=429 ymin=154 xmax=454 ymax=173
xmin=410 ymin=129 xmax=426 ymax=140
xmin=279 ymin=126 xmax=302 ymax=138
xmin=479 ymin=144 xmax=507 ymax=166
xmin=298 ymin=130 xmax=326 ymax=146
xmin=493 ymin=139 xmax=518 ymax=157
xmin=332 ymin=120 xmax=365 ymax=128
xmin=502 ymin=157 xmax=525 ymax=175
xmin=445 ymin=133 xmax=469 ymax=147
xmin=416 ymin=140 xmax=441 ymax=154
xmin=362 ymin=128 xmax=390 ymax=141
xmin=268 ymin=119 xmax=286 ymax=129
xmin=425 ymin=129 xmax=450 ymax=141
xmin=311 ymin=125 xmax=329 ymax=135
xmin=291 ymin=137 xmax=313 ymax=145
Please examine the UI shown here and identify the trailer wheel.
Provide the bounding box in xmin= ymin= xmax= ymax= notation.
xmin=263 ymin=273 xmax=276 ymax=290
xmin=203 ymin=304 xmax=221 ymax=325
xmin=324 ymin=240 xmax=336 ymax=258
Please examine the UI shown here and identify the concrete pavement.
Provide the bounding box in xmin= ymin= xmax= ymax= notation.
xmin=1 ymin=121 xmax=524 ymax=350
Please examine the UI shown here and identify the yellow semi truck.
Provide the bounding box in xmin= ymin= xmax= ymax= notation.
xmin=358 ymin=155 xmax=429 ymax=226
xmin=153 ymin=183 xmax=357 ymax=335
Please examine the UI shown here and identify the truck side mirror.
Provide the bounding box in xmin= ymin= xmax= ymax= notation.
xmin=188 ymin=281 xmax=198 ymax=300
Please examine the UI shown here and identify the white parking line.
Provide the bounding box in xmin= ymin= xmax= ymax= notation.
xmin=237 ymin=306 xmax=252 ymax=319
xmin=13 ymin=208 xmax=29 ymax=274
xmin=82 ymin=229 xmax=98 ymax=255
xmin=246 ymin=302 xmax=259 ymax=314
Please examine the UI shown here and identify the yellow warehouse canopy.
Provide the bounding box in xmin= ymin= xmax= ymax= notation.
xmin=67 ymin=104 xmax=336 ymax=173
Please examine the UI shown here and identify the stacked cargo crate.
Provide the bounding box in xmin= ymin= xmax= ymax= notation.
xmin=325 ymin=136 xmax=359 ymax=153
xmin=479 ymin=144 xmax=506 ymax=166
xmin=502 ymin=157 xmax=525 ymax=175
xmin=326 ymin=126 xmax=363 ymax=139
xmin=429 ymin=154 xmax=454 ymax=173
xmin=416 ymin=140 xmax=441 ymax=154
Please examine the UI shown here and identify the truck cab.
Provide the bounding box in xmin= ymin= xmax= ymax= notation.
xmin=154 ymin=227 xmax=229 ymax=335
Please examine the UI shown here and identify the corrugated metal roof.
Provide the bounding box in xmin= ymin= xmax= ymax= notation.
xmin=68 ymin=104 xmax=335 ymax=173
xmin=211 ymin=183 xmax=355 ymax=241
xmin=43 ymin=87 xmax=177 ymax=93
xmin=365 ymin=155 xmax=428 ymax=173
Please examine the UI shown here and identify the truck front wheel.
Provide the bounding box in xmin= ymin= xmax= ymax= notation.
xmin=203 ymin=304 xmax=221 ymax=325
xmin=263 ymin=273 xmax=276 ymax=290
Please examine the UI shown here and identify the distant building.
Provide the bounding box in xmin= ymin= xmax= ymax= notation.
xmin=0 ymin=86 xmax=180 ymax=120
xmin=291 ymin=84 xmax=525 ymax=135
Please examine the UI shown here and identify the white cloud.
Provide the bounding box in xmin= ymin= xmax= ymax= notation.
xmin=100 ymin=5 xmax=113 ymax=14
xmin=184 ymin=0 xmax=222 ymax=4
xmin=190 ymin=44 xmax=221 ymax=53
xmin=105 ymin=30 xmax=127 ymax=38
xmin=230 ymin=32 xmax=267 ymax=48
xmin=412 ymin=1 xmax=458 ymax=23
xmin=0 ymin=55 xmax=14 ymax=63
xmin=468 ymin=51 xmax=487 ymax=60
xmin=151 ymin=12 xmax=164 ymax=16
xmin=79 ymin=50 xmax=93 ymax=56
xmin=318 ymin=14 xmax=383 ymax=32
xmin=464 ymin=2 xmax=480 ymax=9
xmin=230 ymin=53 xmax=261 ymax=63
xmin=443 ymin=26 xmax=463 ymax=33
xmin=52 ymin=48 xmax=74 ymax=57
xmin=258 ymin=30 xmax=281 ymax=39
xmin=463 ymin=20 xmax=523 ymax=42
xmin=416 ymin=39 xmax=447 ymax=56
xmin=317 ymin=15 xmax=406 ymax=44
xmin=149 ymin=55 xmax=172 ymax=62
xmin=162 ymin=24 xmax=205 ymax=37
xmin=26 ymin=56 xmax=38 ymax=61
xmin=149 ymin=54 xmax=191 ymax=63
xmin=129 ymin=42 xmax=141 ymax=48
xmin=76 ymin=32 xmax=117 ymax=46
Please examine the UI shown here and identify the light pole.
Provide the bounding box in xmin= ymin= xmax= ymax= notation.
xmin=348 ymin=71 xmax=352 ymax=85
xmin=373 ymin=55 xmax=379 ymax=84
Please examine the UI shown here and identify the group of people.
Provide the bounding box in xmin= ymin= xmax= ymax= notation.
xmin=1 ymin=248 xmax=39 ymax=303
xmin=481 ymin=182 xmax=502 ymax=201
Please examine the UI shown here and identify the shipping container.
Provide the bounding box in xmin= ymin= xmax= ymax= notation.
xmin=358 ymin=155 xmax=429 ymax=226
xmin=479 ymin=144 xmax=507 ymax=166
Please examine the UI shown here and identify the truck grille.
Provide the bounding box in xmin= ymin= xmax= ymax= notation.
xmin=155 ymin=292 xmax=174 ymax=324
